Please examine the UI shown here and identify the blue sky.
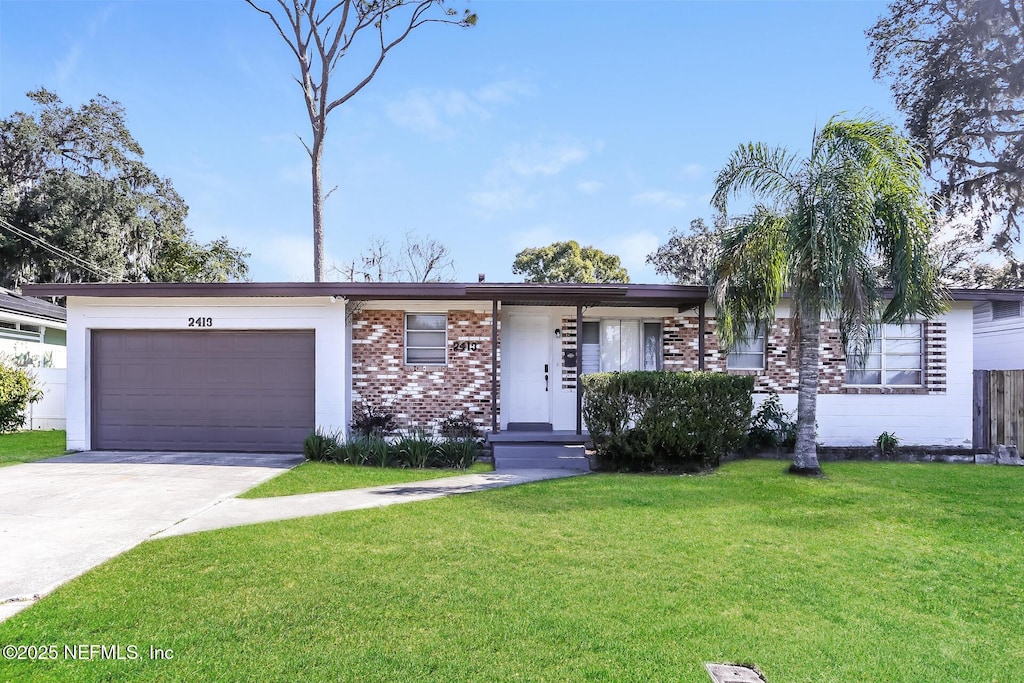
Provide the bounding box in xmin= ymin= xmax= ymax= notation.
xmin=0 ymin=0 xmax=902 ymax=283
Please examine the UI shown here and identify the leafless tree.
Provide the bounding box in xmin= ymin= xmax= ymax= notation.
xmin=329 ymin=231 xmax=456 ymax=282
xmin=246 ymin=0 xmax=476 ymax=281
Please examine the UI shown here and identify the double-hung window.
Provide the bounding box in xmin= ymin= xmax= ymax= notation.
xmin=845 ymin=323 xmax=923 ymax=386
xmin=580 ymin=320 xmax=661 ymax=373
xmin=405 ymin=313 xmax=447 ymax=365
xmin=726 ymin=325 xmax=766 ymax=370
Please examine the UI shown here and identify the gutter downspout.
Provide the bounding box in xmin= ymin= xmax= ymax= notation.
xmin=698 ymin=302 xmax=706 ymax=371
xmin=576 ymin=303 xmax=583 ymax=435
xmin=491 ymin=299 xmax=499 ymax=433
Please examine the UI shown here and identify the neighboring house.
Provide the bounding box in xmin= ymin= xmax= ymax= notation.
xmin=973 ymin=297 xmax=1024 ymax=370
xmin=0 ymin=289 xmax=67 ymax=430
xmin=20 ymin=281 xmax=1022 ymax=454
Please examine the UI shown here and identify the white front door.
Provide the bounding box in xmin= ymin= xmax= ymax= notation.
xmin=506 ymin=314 xmax=551 ymax=424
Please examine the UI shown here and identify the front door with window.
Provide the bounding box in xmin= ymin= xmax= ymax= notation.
xmin=506 ymin=315 xmax=551 ymax=424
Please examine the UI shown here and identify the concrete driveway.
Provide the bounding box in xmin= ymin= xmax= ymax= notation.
xmin=0 ymin=451 xmax=302 ymax=622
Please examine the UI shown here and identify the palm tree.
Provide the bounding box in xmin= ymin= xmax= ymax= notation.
xmin=710 ymin=116 xmax=946 ymax=475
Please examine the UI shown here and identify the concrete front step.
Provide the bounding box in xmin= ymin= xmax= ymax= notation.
xmin=494 ymin=444 xmax=590 ymax=471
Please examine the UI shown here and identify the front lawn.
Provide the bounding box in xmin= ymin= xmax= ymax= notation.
xmin=239 ymin=460 xmax=495 ymax=498
xmin=2 ymin=460 xmax=1022 ymax=682
xmin=0 ymin=430 xmax=67 ymax=466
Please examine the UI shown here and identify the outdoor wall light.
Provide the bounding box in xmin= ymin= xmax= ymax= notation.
xmin=554 ymin=328 xmax=561 ymax=338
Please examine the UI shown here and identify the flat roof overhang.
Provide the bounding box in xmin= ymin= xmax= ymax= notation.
xmin=21 ymin=281 xmax=711 ymax=308
xmin=20 ymin=281 xmax=1023 ymax=305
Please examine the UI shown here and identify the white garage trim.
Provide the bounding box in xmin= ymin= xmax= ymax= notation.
xmin=65 ymin=296 xmax=347 ymax=451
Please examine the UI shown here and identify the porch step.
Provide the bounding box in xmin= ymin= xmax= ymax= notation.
xmin=493 ymin=443 xmax=590 ymax=471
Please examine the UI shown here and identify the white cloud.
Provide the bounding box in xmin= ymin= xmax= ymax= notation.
xmin=470 ymin=186 xmax=537 ymax=214
xmin=504 ymin=141 xmax=588 ymax=177
xmin=53 ymin=5 xmax=114 ymax=85
xmin=577 ymin=180 xmax=604 ymax=195
xmin=475 ymin=79 xmax=535 ymax=105
xmin=632 ymin=190 xmax=689 ymax=209
xmin=386 ymin=78 xmax=534 ymax=139
xmin=679 ymin=163 xmax=705 ymax=181
xmin=385 ymin=88 xmax=486 ymax=138
xmin=607 ymin=231 xmax=662 ymax=274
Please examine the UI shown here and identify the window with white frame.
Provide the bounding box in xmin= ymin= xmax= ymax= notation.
xmin=726 ymin=325 xmax=766 ymax=370
xmin=580 ymin=320 xmax=662 ymax=374
xmin=0 ymin=319 xmax=44 ymax=342
xmin=845 ymin=323 xmax=923 ymax=386
xmin=405 ymin=313 xmax=447 ymax=365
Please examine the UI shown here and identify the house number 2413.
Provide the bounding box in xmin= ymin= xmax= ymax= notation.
xmin=452 ymin=341 xmax=479 ymax=352
xmin=188 ymin=317 xmax=213 ymax=328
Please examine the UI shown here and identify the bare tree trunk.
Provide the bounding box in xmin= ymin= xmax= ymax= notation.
xmin=311 ymin=137 xmax=324 ymax=282
xmin=791 ymin=305 xmax=823 ymax=475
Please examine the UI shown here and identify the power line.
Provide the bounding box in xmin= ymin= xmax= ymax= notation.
xmin=0 ymin=217 xmax=126 ymax=282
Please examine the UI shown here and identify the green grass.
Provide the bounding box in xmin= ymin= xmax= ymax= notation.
xmin=239 ymin=461 xmax=495 ymax=498
xmin=2 ymin=460 xmax=1023 ymax=682
xmin=0 ymin=430 xmax=67 ymax=466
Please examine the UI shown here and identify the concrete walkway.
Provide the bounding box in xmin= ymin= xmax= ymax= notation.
xmin=0 ymin=452 xmax=583 ymax=623
xmin=154 ymin=469 xmax=581 ymax=538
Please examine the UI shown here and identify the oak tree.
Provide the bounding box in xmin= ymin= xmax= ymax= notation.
xmin=0 ymin=89 xmax=248 ymax=288
xmin=868 ymin=0 xmax=1024 ymax=249
xmin=512 ymin=241 xmax=629 ymax=283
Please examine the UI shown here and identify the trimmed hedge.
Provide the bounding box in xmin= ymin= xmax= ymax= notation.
xmin=581 ymin=371 xmax=754 ymax=472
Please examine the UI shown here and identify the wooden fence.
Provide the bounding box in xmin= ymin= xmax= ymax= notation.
xmin=974 ymin=370 xmax=1024 ymax=450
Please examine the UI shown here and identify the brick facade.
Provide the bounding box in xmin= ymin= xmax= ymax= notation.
xmin=558 ymin=313 xmax=947 ymax=396
xmin=350 ymin=309 xmax=498 ymax=434
xmin=350 ymin=308 xmax=946 ymax=434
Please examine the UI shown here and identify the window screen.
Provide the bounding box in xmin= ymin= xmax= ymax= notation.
xmin=405 ymin=313 xmax=447 ymax=365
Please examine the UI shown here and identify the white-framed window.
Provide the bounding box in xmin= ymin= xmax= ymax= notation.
xmin=580 ymin=320 xmax=662 ymax=374
xmin=405 ymin=313 xmax=447 ymax=365
xmin=845 ymin=323 xmax=923 ymax=386
xmin=727 ymin=325 xmax=766 ymax=370
xmin=0 ymin=319 xmax=44 ymax=342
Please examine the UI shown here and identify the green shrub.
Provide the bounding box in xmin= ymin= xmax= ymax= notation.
xmin=0 ymin=363 xmax=43 ymax=434
xmin=582 ymin=371 xmax=754 ymax=472
xmin=746 ymin=392 xmax=797 ymax=451
xmin=394 ymin=430 xmax=437 ymax=469
xmin=358 ymin=435 xmax=396 ymax=467
xmin=434 ymin=438 xmax=480 ymax=469
xmin=303 ymin=428 xmax=342 ymax=462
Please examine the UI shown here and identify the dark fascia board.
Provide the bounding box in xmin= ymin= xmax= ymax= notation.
xmin=24 ymin=280 xmax=1015 ymax=304
xmin=0 ymin=290 xmax=67 ymax=323
xmin=21 ymin=281 xmax=711 ymax=306
xmin=944 ymin=287 xmax=1024 ymax=302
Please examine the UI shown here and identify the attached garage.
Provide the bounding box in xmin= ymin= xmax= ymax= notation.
xmin=91 ymin=330 xmax=315 ymax=452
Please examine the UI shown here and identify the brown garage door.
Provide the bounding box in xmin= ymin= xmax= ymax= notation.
xmin=92 ymin=330 xmax=315 ymax=452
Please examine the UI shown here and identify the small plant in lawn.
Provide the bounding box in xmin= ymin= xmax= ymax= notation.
xmin=0 ymin=361 xmax=42 ymax=433
xmin=350 ymin=401 xmax=398 ymax=438
xmin=876 ymin=431 xmax=900 ymax=460
xmin=746 ymin=392 xmax=797 ymax=452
